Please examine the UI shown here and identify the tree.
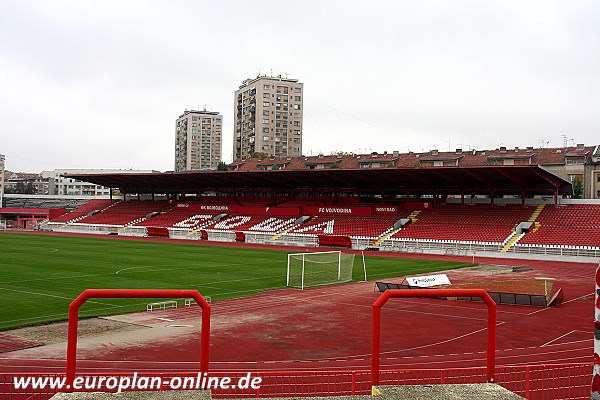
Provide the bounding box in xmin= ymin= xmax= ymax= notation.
xmin=330 ymin=162 xmax=340 ymax=169
xmin=24 ymin=181 xmax=35 ymax=194
xmin=8 ymin=180 xmax=36 ymax=194
xmin=572 ymin=177 xmax=583 ymax=199
xmin=217 ymin=161 xmax=228 ymax=171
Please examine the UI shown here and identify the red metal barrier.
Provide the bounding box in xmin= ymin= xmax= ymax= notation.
xmin=318 ymin=235 xmax=352 ymax=248
xmin=371 ymin=289 xmax=496 ymax=387
xmin=65 ymin=289 xmax=211 ymax=389
xmin=0 ymin=364 xmax=591 ymax=399
xmin=146 ymin=227 xmax=169 ymax=237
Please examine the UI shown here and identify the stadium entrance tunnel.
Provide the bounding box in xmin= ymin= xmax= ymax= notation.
xmin=371 ymin=289 xmax=497 ymax=388
xmin=65 ymin=289 xmax=211 ymax=390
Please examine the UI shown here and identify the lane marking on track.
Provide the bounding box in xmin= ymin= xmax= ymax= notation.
xmin=527 ymin=293 xmax=594 ymax=315
xmin=540 ymin=330 xmax=576 ymax=347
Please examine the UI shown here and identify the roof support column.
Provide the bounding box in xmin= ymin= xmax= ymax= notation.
xmin=461 ymin=190 xmax=465 ymax=207
xmin=490 ymin=189 xmax=495 ymax=207
xmin=521 ymin=190 xmax=526 ymax=208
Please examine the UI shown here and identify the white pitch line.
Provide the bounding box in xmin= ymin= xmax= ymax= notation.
xmin=0 ymin=286 xmax=112 ymax=305
xmin=115 ymin=266 xmax=155 ymax=274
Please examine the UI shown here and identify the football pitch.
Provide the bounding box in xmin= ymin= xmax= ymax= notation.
xmin=0 ymin=233 xmax=473 ymax=331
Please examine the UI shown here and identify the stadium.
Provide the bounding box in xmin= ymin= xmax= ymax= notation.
xmin=1 ymin=163 xmax=599 ymax=399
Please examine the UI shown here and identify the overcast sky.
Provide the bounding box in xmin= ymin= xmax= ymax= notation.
xmin=1 ymin=0 xmax=598 ymax=172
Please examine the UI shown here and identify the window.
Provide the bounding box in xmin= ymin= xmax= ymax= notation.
xmin=293 ymin=104 xmax=301 ymax=110
xmin=294 ymin=96 xmax=301 ymax=101
xmin=263 ymin=101 xmax=270 ymax=107
xmin=262 ymin=118 xmax=269 ymax=124
xmin=568 ymin=174 xmax=583 ymax=182
xmin=263 ymin=84 xmax=270 ymax=90
xmin=294 ymin=87 xmax=301 ymax=93
xmin=263 ymin=136 xmax=270 ymax=141
xmin=263 ymin=93 xmax=270 ymax=98
xmin=293 ymin=121 xmax=300 ymax=126
xmin=262 ymin=110 xmax=269 ymax=116
xmin=262 ymin=127 xmax=269 ymax=133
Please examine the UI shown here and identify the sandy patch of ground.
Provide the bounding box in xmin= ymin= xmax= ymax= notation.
xmin=6 ymin=317 xmax=149 ymax=345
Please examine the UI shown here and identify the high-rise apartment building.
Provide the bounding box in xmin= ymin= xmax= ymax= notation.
xmin=234 ymin=75 xmax=303 ymax=160
xmin=175 ymin=110 xmax=222 ymax=171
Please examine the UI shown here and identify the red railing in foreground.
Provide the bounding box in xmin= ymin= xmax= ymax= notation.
xmin=0 ymin=363 xmax=591 ymax=400
xmin=65 ymin=289 xmax=211 ymax=389
xmin=372 ymin=288 xmax=496 ymax=385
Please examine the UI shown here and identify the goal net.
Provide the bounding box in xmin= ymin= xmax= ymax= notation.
xmin=287 ymin=251 xmax=355 ymax=290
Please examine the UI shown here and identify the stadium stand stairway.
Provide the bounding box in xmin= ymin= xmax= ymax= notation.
xmin=269 ymin=216 xmax=310 ymax=240
xmin=500 ymin=204 xmax=546 ymax=252
xmin=186 ymin=217 xmax=223 ymax=237
xmin=407 ymin=210 xmax=420 ymax=223
xmin=372 ymin=227 xmax=400 ymax=247
xmin=371 ymin=215 xmax=412 ymax=246
xmin=501 ymin=232 xmax=524 ymax=252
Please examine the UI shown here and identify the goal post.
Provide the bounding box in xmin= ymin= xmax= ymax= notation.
xmin=287 ymin=250 xmax=355 ymax=289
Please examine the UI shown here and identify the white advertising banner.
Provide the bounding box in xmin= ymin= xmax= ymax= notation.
xmin=406 ymin=274 xmax=451 ymax=287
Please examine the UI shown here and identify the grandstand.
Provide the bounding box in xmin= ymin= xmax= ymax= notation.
xmin=5 ymin=165 xmax=598 ymax=260
xmin=49 ymin=199 xmax=117 ymax=223
xmin=391 ymin=204 xmax=531 ymax=243
xmin=518 ymin=204 xmax=600 ymax=248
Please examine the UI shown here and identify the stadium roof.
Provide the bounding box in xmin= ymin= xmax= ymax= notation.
xmin=64 ymin=165 xmax=573 ymax=196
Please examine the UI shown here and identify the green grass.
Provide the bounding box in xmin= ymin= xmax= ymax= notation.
xmin=0 ymin=233 xmax=473 ymax=330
